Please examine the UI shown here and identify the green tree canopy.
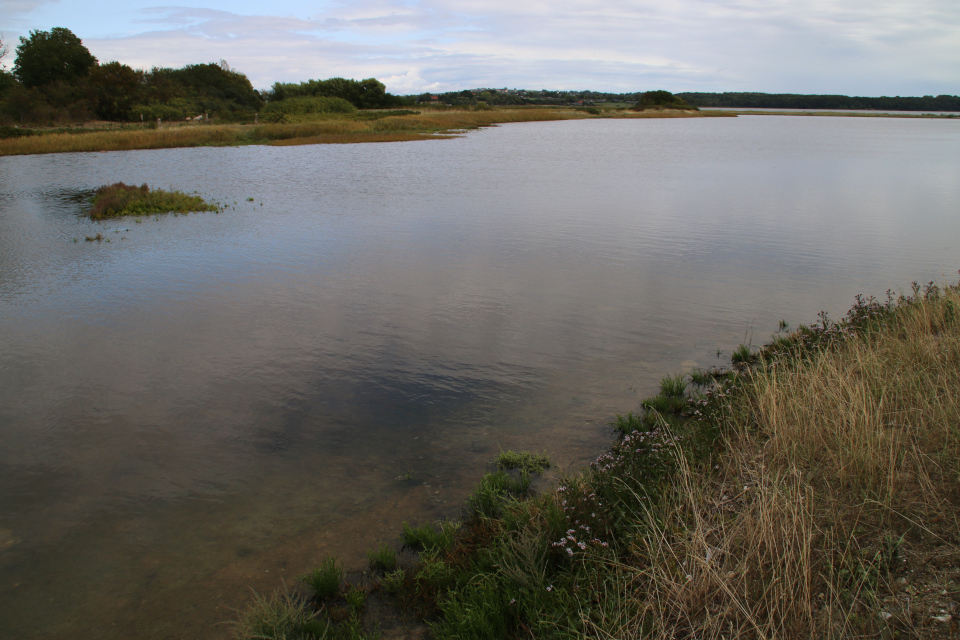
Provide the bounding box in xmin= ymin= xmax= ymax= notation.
xmin=268 ymin=77 xmax=399 ymax=109
xmin=14 ymin=27 xmax=97 ymax=88
xmin=635 ymin=90 xmax=692 ymax=109
xmin=89 ymin=61 xmax=144 ymax=121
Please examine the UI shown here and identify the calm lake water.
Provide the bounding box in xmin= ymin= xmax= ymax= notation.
xmin=1 ymin=115 xmax=959 ymax=639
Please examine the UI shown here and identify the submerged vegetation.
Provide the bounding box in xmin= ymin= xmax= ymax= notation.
xmin=234 ymin=277 xmax=960 ymax=639
xmin=86 ymin=182 xmax=220 ymax=219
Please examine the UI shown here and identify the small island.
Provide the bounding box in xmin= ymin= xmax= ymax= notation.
xmin=86 ymin=182 xmax=221 ymax=220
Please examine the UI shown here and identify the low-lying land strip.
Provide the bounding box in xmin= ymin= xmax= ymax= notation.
xmin=234 ymin=278 xmax=960 ymax=639
xmin=0 ymin=107 xmax=724 ymax=156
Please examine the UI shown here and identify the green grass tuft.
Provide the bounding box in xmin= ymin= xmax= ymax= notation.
xmin=641 ymin=394 xmax=688 ymax=414
xmin=400 ymin=521 xmax=459 ymax=552
xmin=344 ymin=586 xmax=366 ymax=615
xmin=494 ymin=450 xmax=551 ymax=474
xmin=232 ymin=587 xmax=323 ymax=640
xmin=659 ymin=373 xmax=687 ymax=398
xmin=731 ymin=343 xmax=754 ymax=366
xmin=467 ymin=470 xmax=532 ymax=519
xmin=366 ymin=542 xmax=398 ymax=572
xmin=86 ymin=182 xmax=220 ymax=220
xmin=613 ymin=411 xmax=644 ymax=436
xmin=299 ymin=556 xmax=343 ymax=601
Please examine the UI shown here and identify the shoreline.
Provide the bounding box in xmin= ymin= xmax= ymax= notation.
xmin=0 ymin=107 xmax=726 ymax=157
xmin=6 ymin=106 xmax=952 ymax=158
xmin=721 ymin=109 xmax=959 ymax=119
xmin=231 ymin=278 xmax=960 ymax=639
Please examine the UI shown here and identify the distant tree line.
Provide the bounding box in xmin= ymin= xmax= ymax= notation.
xmin=420 ymin=89 xmax=959 ymax=111
xmin=415 ymin=89 xmax=649 ymax=107
xmin=677 ymin=92 xmax=960 ymax=112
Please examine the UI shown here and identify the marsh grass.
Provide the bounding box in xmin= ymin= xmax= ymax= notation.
xmin=1 ymin=107 xmax=718 ymax=156
xmin=400 ymin=521 xmax=459 ymax=553
xmin=363 ymin=278 xmax=960 ymax=639
xmin=87 ymin=182 xmax=220 ymax=219
xmin=495 ymin=450 xmax=551 ymax=474
xmin=467 ymin=470 xmax=533 ymax=519
xmin=366 ymin=543 xmax=398 ymax=573
xmin=581 ymin=279 xmax=960 ymax=639
xmin=233 ymin=587 xmax=320 ymax=640
xmin=234 ymin=574 xmax=378 ymax=639
xmin=300 ymin=557 xmax=343 ymax=601
xmin=659 ymin=373 xmax=688 ymax=397
xmin=731 ymin=342 xmax=755 ymax=366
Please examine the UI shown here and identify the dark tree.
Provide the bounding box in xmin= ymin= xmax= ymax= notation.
xmin=89 ymin=61 xmax=143 ymax=120
xmin=14 ymin=27 xmax=97 ymax=88
xmin=633 ymin=90 xmax=694 ymax=110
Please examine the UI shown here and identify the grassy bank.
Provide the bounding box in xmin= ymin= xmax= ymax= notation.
xmin=234 ymin=278 xmax=960 ymax=639
xmin=0 ymin=107 xmax=723 ymax=157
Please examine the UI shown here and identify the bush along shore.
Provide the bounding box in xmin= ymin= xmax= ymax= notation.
xmin=234 ymin=277 xmax=960 ymax=639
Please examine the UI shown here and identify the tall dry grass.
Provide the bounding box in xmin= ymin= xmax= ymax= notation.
xmin=583 ymin=284 xmax=960 ymax=639
xmin=0 ymin=107 xmax=716 ymax=156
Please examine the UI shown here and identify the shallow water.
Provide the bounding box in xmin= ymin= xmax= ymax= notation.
xmin=1 ymin=115 xmax=959 ymax=639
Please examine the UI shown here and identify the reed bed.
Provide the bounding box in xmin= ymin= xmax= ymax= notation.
xmin=0 ymin=108 xmax=716 ymax=156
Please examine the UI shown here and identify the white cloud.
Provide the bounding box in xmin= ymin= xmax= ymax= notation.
xmin=4 ymin=0 xmax=960 ymax=94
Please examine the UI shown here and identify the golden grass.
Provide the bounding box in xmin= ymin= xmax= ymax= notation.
xmin=0 ymin=107 xmax=723 ymax=156
xmin=584 ymin=285 xmax=960 ymax=639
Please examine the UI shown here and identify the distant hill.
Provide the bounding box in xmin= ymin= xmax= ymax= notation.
xmin=676 ymin=92 xmax=960 ymax=112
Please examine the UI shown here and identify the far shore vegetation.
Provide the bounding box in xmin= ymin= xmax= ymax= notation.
xmin=1 ymin=27 xmax=957 ymax=157
xmin=86 ymin=182 xmax=220 ymax=219
xmin=0 ymin=105 xmax=724 ymax=156
xmin=233 ymin=277 xmax=960 ymax=639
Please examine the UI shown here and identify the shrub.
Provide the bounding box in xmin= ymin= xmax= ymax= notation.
xmin=0 ymin=126 xmax=36 ymax=139
xmin=262 ymin=96 xmax=357 ymax=120
xmin=130 ymin=103 xmax=186 ymax=122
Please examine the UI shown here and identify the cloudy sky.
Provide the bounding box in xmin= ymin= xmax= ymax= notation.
xmin=1 ymin=0 xmax=958 ymax=95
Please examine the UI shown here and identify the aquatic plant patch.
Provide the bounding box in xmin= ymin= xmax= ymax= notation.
xmin=86 ymin=182 xmax=221 ymax=220
xmin=494 ymin=450 xmax=551 ymax=475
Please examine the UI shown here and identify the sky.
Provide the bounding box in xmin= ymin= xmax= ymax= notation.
xmin=1 ymin=0 xmax=958 ymax=96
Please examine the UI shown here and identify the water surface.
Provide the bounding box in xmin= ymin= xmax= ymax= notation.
xmin=1 ymin=115 xmax=959 ymax=639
